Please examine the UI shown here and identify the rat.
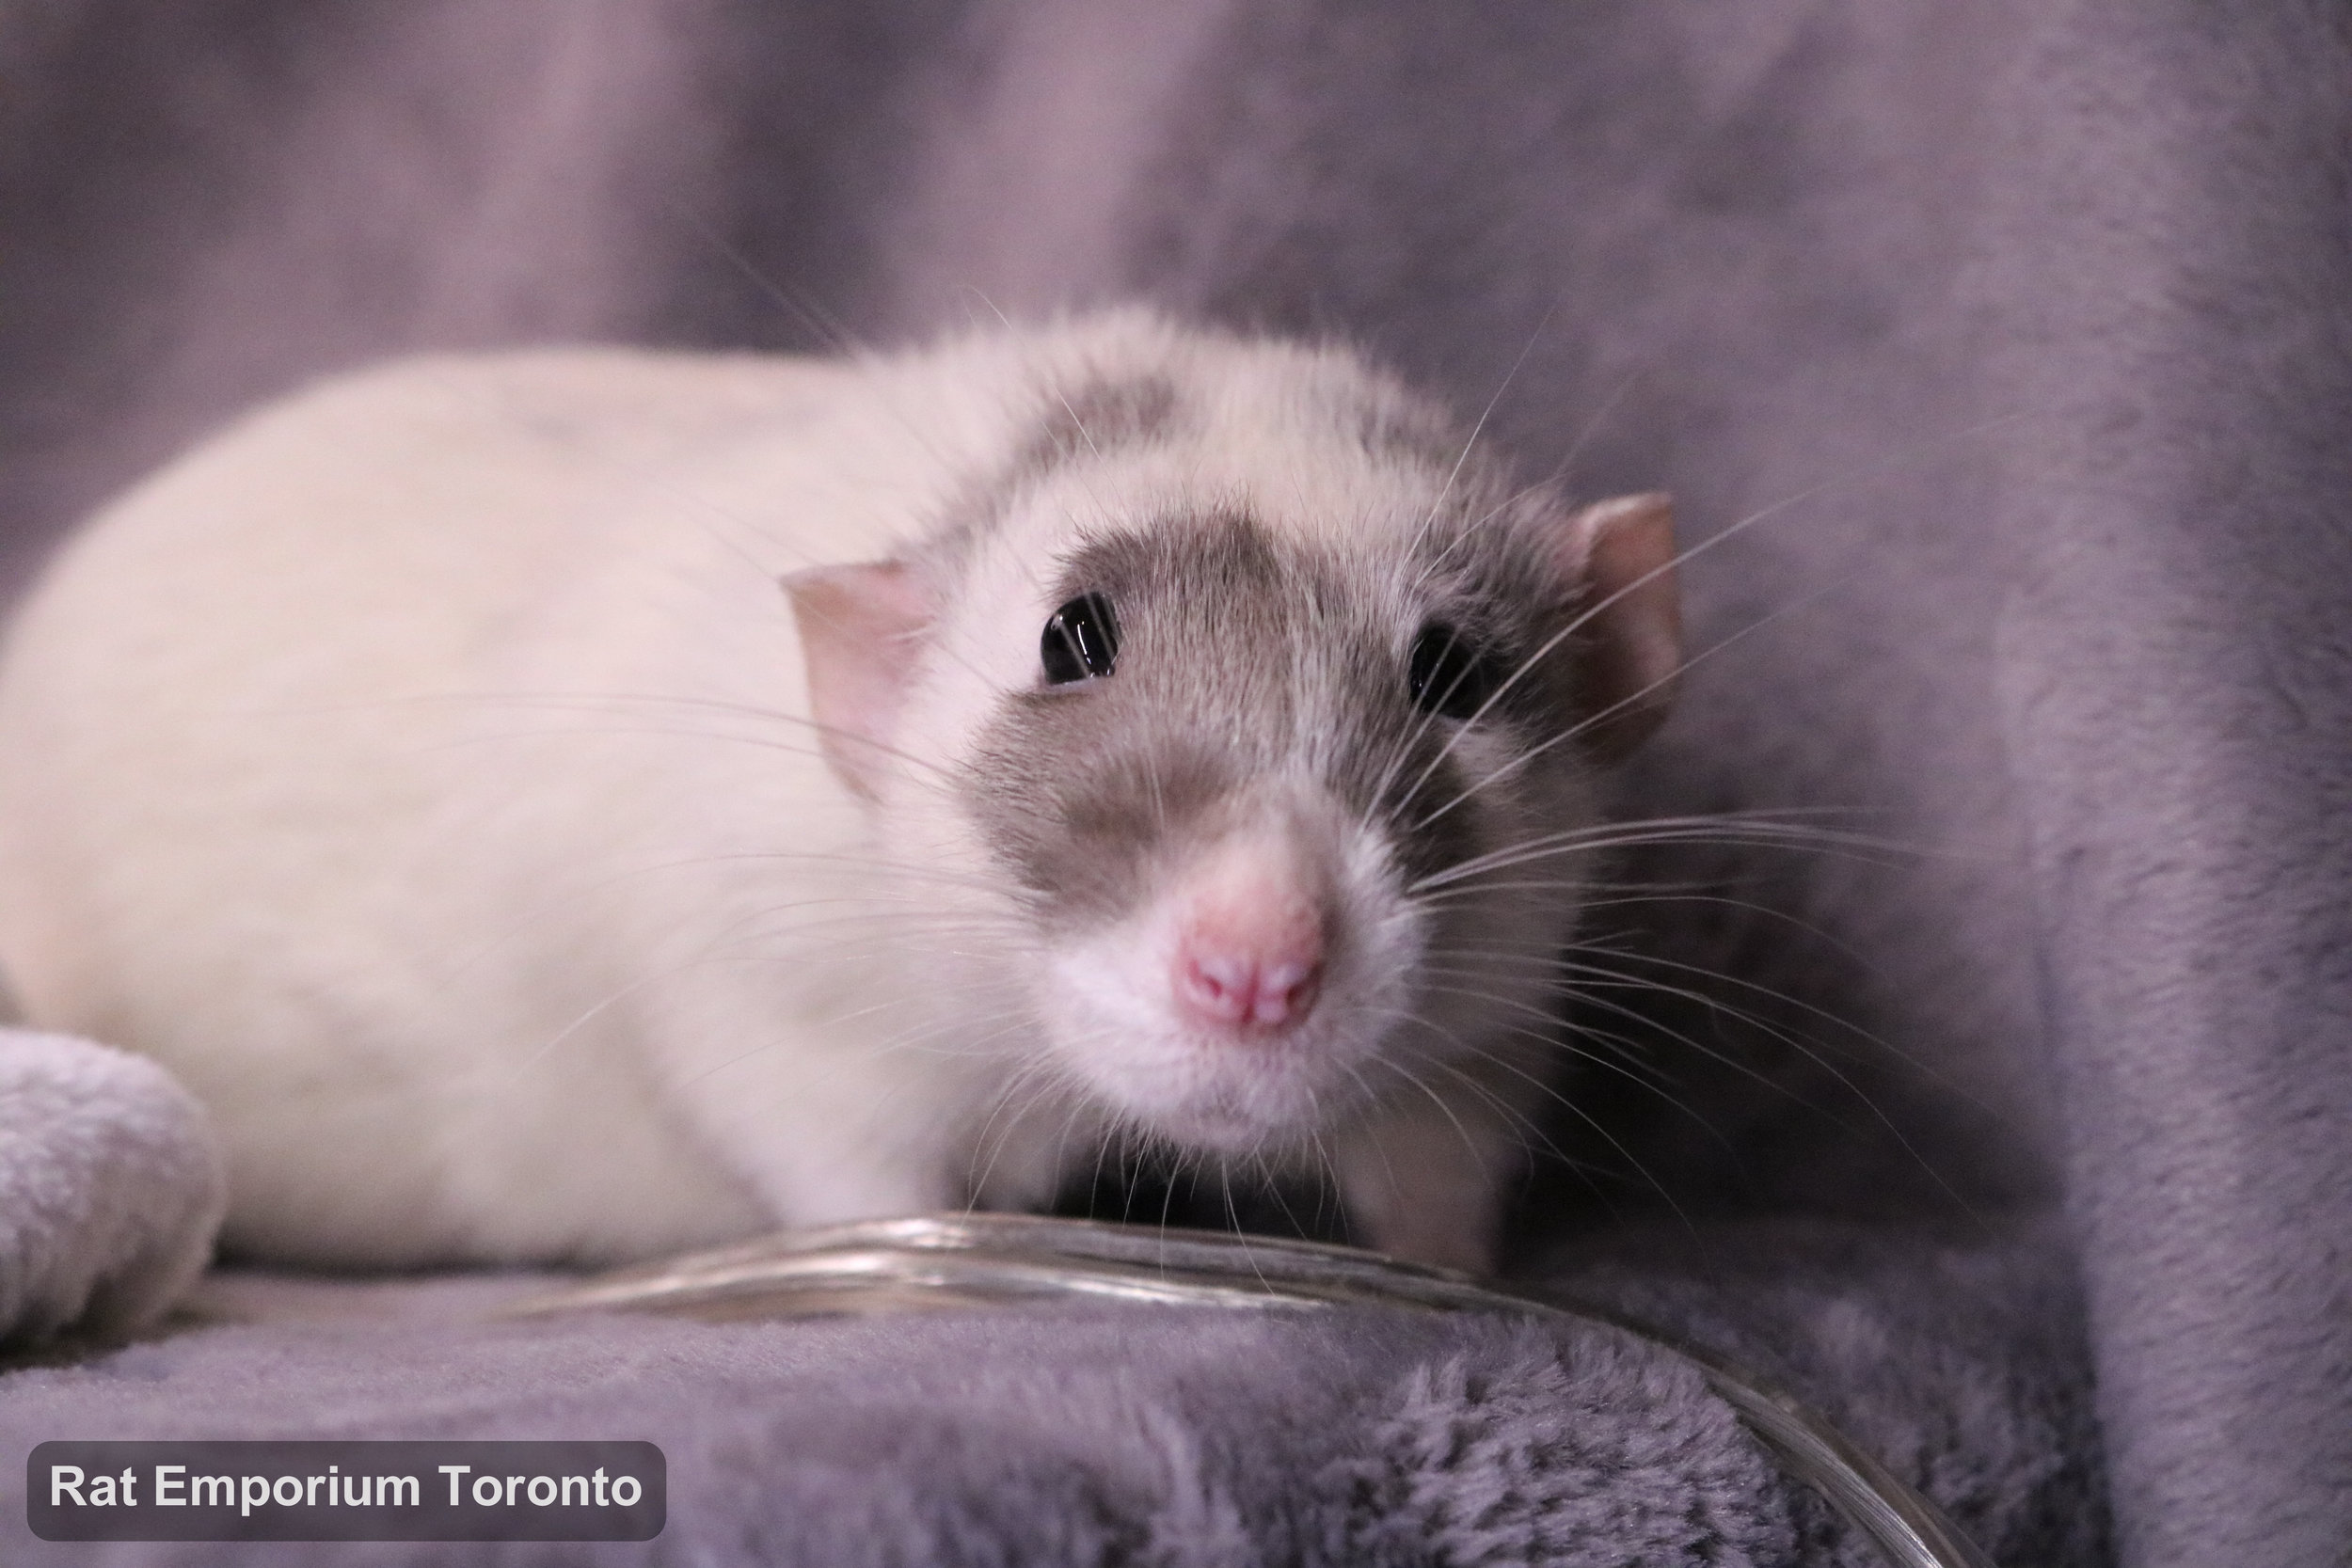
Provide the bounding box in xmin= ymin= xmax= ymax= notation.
xmin=0 ymin=310 xmax=1679 ymax=1275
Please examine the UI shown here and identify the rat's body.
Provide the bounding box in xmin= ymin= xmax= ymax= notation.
xmin=0 ymin=313 xmax=1678 ymax=1272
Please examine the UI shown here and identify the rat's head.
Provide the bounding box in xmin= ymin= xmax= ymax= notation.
xmin=786 ymin=316 xmax=1680 ymax=1157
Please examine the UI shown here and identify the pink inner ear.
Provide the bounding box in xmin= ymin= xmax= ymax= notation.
xmin=1555 ymin=492 xmax=1683 ymax=760
xmin=782 ymin=561 xmax=935 ymax=801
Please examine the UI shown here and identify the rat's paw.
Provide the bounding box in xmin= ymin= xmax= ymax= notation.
xmin=0 ymin=1031 xmax=226 ymax=1346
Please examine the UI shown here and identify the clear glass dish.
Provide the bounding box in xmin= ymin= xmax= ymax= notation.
xmin=511 ymin=1212 xmax=1992 ymax=1568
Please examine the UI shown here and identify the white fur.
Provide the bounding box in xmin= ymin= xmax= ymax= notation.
xmin=0 ymin=313 xmax=1593 ymax=1269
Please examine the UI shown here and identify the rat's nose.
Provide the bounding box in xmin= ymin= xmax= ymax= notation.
xmin=1169 ymin=867 xmax=1327 ymax=1037
xmin=1175 ymin=942 xmax=1325 ymax=1032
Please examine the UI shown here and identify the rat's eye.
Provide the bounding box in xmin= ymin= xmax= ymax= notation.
xmin=1408 ymin=622 xmax=1508 ymax=721
xmin=1041 ymin=592 xmax=1120 ymax=684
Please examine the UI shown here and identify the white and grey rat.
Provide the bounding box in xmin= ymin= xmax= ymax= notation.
xmin=0 ymin=310 xmax=1678 ymax=1274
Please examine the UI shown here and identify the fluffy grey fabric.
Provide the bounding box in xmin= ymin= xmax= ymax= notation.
xmin=2 ymin=3 xmax=2347 ymax=1564
xmin=0 ymin=1031 xmax=223 ymax=1346
xmin=0 ymin=1285 xmax=1799 ymax=1567
xmin=0 ymin=1217 xmax=2100 ymax=1567
xmin=1543 ymin=1218 xmax=2109 ymax=1567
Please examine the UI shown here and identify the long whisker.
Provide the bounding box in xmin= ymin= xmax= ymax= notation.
xmin=1554 ymin=940 xmax=1945 ymax=1085
xmin=1392 ymin=1007 xmax=1692 ymax=1229
xmin=1420 ymin=565 xmax=1868 ymax=832
xmin=663 ymin=197 xmax=865 ymax=358
xmin=962 ymin=1053 xmax=1071 ymax=1203
xmin=1409 ymin=813 xmax=1920 ymax=896
xmin=385 ymin=687 xmax=972 ymax=791
xmin=1360 ymin=309 xmax=1564 ymax=807
xmin=1549 ymin=954 xmax=1984 ymax=1221
xmin=1396 ymin=410 xmax=2029 ymax=818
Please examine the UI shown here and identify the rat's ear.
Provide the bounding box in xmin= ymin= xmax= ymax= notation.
xmin=1555 ymin=492 xmax=1682 ymax=761
xmin=783 ymin=561 xmax=934 ymax=801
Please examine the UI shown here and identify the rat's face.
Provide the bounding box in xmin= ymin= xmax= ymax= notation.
xmin=786 ymin=334 xmax=1679 ymax=1164
xmin=948 ymin=500 xmax=1601 ymax=1154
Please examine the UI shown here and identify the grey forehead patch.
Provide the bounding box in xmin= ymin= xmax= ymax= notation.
xmin=957 ymin=509 xmax=1530 ymax=928
xmin=1051 ymin=506 xmax=1285 ymax=609
xmin=1013 ymin=372 xmax=1182 ymax=476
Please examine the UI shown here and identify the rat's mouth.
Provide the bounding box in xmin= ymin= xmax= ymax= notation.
xmin=1073 ymin=1031 xmax=1383 ymax=1156
xmin=1142 ymin=1098 xmax=1298 ymax=1155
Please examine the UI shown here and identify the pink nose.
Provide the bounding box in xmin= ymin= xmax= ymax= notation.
xmin=1172 ymin=916 xmax=1326 ymax=1035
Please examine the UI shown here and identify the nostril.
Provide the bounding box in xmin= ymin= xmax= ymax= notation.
xmin=1252 ymin=958 xmax=1322 ymax=1025
xmin=1182 ymin=953 xmax=1250 ymax=1018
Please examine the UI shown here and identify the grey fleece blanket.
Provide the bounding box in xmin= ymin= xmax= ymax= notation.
xmin=6 ymin=3 xmax=2351 ymax=1565
xmin=0 ymin=1032 xmax=2098 ymax=1564
xmin=0 ymin=1216 xmax=2102 ymax=1567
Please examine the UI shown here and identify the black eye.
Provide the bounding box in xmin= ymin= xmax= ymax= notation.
xmin=1041 ymin=592 xmax=1120 ymax=684
xmin=1408 ymin=622 xmax=1506 ymax=721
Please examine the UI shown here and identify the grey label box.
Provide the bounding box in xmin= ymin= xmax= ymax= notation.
xmin=27 ymin=1440 xmax=664 ymax=1542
